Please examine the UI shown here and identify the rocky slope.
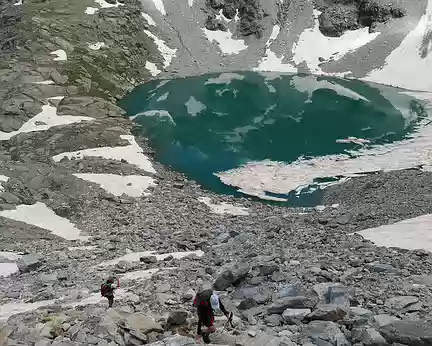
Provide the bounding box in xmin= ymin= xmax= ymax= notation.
xmin=0 ymin=0 xmax=432 ymax=345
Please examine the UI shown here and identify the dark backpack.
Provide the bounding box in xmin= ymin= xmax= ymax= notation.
xmin=195 ymin=289 xmax=213 ymax=306
xmin=101 ymin=282 xmax=112 ymax=297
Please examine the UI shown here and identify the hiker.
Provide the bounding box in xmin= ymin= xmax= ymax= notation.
xmin=101 ymin=276 xmax=119 ymax=308
xmin=193 ymin=288 xmax=231 ymax=344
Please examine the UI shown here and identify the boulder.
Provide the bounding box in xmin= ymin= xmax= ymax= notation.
xmin=268 ymin=296 xmax=318 ymax=314
xmin=362 ymin=328 xmax=387 ymax=346
xmin=307 ymin=304 xmax=348 ymax=322
xmin=265 ymin=314 xmax=283 ymax=327
xmin=282 ymin=308 xmax=311 ymax=324
xmin=369 ymin=263 xmax=399 ymax=274
xmin=238 ymin=298 xmax=258 ymax=311
xmin=379 ymin=320 xmax=432 ymax=346
xmin=328 ymin=285 xmax=349 ymax=307
xmin=384 ymin=296 xmax=420 ymax=312
xmin=305 ymin=321 xmax=349 ymax=346
xmin=123 ymin=313 xmax=163 ymax=335
xmin=371 ymin=314 xmax=399 ymax=329
xmin=167 ymin=310 xmax=188 ymax=326
xmin=214 ymin=262 xmax=250 ymax=290
xmin=17 ymin=254 xmax=41 ymax=272
xmin=259 ymin=263 xmax=278 ymax=276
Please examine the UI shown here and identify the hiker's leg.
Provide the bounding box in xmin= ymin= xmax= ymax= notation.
xmin=202 ymin=333 xmax=211 ymax=344
xmin=108 ymin=296 xmax=114 ymax=308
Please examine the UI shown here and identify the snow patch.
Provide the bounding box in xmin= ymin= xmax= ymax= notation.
xmin=52 ymin=135 xmax=156 ymax=174
xmin=290 ymin=75 xmax=369 ymax=102
xmin=0 ymin=105 xmax=93 ymax=141
xmin=73 ymin=174 xmax=156 ymax=197
xmin=356 ymin=214 xmax=432 ymax=251
xmin=95 ymin=0 xmax=123 ymax=8
xmin=0 ymin=202 xmax=90 ymax=241
xmin=205 ymin=73 xmax=245 ymax=85
xmin=185 ymin=96 xmax=207 ymax=116
xmin=131 ymin=110 xmax=175 ymax=124
xmin=150 ymin=0 xmax=166 ymax=15
xmin=0 ymin=252 xmax=22 ymax=261
xmin=292 ymin=10 xmax=379 ymax=74
xmin=0 ymin=263 xmax=19 ymax=278
xmin=198 ymin=197 xmax=249 ymax=216
xmin=33 ymin=80 xmax=55 ymax=85
xmin=365 ymin=0 xmax=432 ymax=92
xmin=68 ymin=246 xmax=97 ymax=251
xmin=50 ymin=50 xmax=67 ymax=62
xmin=144 ymin=30 xmax=177 ymax=68
xmin=85 ymin=7 xmax=98 ymax=14
xmin=97 ymin=250 xmax=204 ymax=267
xmin=142 ymin=12 xmax=156 ymax=26
xmin=188 ymin=0 xmax=194 ymax=6
xmin=146 ymin=61 xmax=162 ymax=76
xmin=203 ymin=28 xmax=247 ymax=55
xmin=255 ymin=25 xmax=297 ymax=73
xmin=14 ymin=0 xmax=22 ymax=5
xmin=0 ymin=299 xmax=58 ymax=322
xmin=88 ymin=42 xmax=106 ymax=50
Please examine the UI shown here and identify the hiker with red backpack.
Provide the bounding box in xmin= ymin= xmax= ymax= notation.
xmin=193 ymin=287 xmax=232 ymax=344
xmin=101 ymin=276 xmax=119 ymax=308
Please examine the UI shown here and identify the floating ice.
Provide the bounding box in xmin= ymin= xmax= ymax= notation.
xmin=290 ymin=75 xmax=369 ymax=102
xmin=205 ymin=73 xmax=245 ymax=85
xmin=356 ymin=214 xmax=432 ymax=251
xmin=203 ymin=28 xmax=247 ymax=55
xmin=0 ymin=105 xmax=93 ymax=141
xmin=52 ymin=135 xmax=156 ymax=174
xmin=73 ymin=174 xmax=156 ymax=197
xmin=198 ymin=197 xmax=249 ymax=216
xmin=292 ymin=10 xmax=379 ymax=74
xmin=131 ymin=110 xmax=174 ymax=124
xmin=185 ymin=96 xmax=206 ymax=117
xmin=50 ymin=50 xmax=68 ymax=62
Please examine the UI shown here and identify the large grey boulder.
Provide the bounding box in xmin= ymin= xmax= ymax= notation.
xmin=282 ymin=308 xmax=311 ymax=324
xmin=167 ymin=310 xmax=188 ymax=326
xmin=379 ymin=320 xmax=432 ymax=346
xmin=267 ymin=296 xmax=318 ymax=314
xmin=307 ymin=304 xmax=348 ymax=322
xmin=361 ymin=328 xmax=387 ymax=346
xmin=213 ymin=262 xmax=250 ymax=290
xmin=17 ymin=254 xmax=41 ymax=272
xmin=384 ymin=296 xmax=421 ymax=312
xmin=305 ymin=321 xmax=349 ymax=346
xmin=371 ymin=314 xmax=399 ymax=329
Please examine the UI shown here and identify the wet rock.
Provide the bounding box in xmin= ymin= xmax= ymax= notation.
xmin=282 ymin=308 xmax=311 ymax=324
xmin=167 ymin=310 xmax=188 ymax=326
xmin=17 ymin=254 xmax=41 ymax=272
xmin=379 ymin=320 xmax=432 ymax=346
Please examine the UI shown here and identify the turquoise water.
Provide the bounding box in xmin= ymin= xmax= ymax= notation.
xmin=120 ymin=72 xmax=426 ymax=206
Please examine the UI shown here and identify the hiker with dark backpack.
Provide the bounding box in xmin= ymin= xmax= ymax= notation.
xmin=101 ymin=276 xmax=119 ymax=308
xmin=193 ymin=287 xmax=231 ymax=344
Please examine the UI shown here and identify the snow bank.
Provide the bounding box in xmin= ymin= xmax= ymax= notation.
xmin=52 ymin=135 xmax=156 ymax=174
xmin=73 ymin=174 xmax=156 ymax=197
xmin=97 ymin=250 xmax=204 ymax=267
xmin=198 ymin=197 xmax=249 ymax=216
xmin=0 ymin=299 xmax=58 ymax=322
xmin=203 ymin=29 xmax=247 ymax=55
xmin=292 ymin=10 xmax=379 ymax=75
xmin=290 ymin=75 xmax=370 ymax=102
xmin=365 ymin=0 xmax=432 ymax=92
xmin=0 ymin=263 xmax=19 ymax=278
xmin=142 ymin=12 xmax=156 ymax=26
xmin=255 ymin=25 xmax=297 ymax=73
xmin=0 ymin=252 xmax=22 ymax=261
xmin=144 ymin=30 xmax=177 ymax=68
xmin=150 ymin=0 xmax=166 ymax=15
xmin=356 ymin=214 xmax=432 ymax=251
xmin=0 ymin=105 xmax=93 ymax=141
xmin=0 ymin=202 xmax=90 ymax=241
xmin=146 ymin=61 xmax=162 ymax=76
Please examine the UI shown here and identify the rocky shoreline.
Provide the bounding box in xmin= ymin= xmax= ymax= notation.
xmin=1 ymin=0 xmax=432 ymax=345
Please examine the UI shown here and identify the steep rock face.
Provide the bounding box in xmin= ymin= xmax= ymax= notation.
xmin=316 ymin=0 xmax=405 ymax=37
xmin=0 ymin=1 xmax=23 ymax=55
